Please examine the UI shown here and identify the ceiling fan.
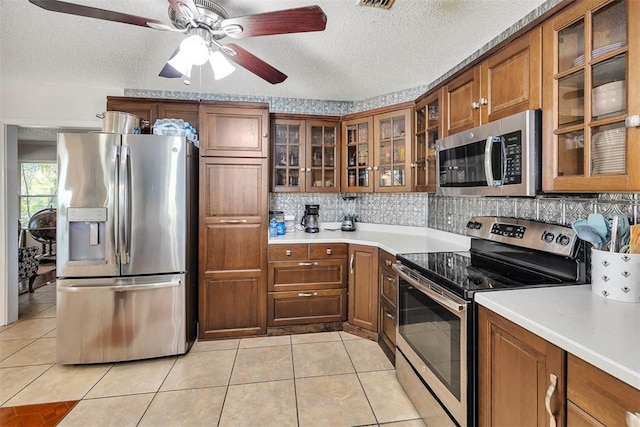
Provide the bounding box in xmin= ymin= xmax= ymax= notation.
xmin=28 ymin=0 xmax=327 ymax=84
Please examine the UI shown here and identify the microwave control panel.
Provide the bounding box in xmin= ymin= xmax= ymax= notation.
xmin=502 ymin=130 xmax=522 ymax=185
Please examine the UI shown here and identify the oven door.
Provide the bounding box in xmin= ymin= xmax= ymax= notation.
xmin=394 ymin=264 xmax=469 ymax=427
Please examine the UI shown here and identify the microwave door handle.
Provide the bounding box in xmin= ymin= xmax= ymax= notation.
xmin=484 ymin=136 xmax=495 ymax=186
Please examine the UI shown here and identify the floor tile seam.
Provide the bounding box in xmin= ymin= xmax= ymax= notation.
xmin=0 ymin=363 xmax=56 ymax=408
xmin=294 ymin=371 xmax=359 ymax=381
xmin=228 ymin=376 xmax=295 ymax=387
xmin=236 ymin=343 xmax=292 ymax=353
xmin=0 ymin=339 xmax=39 ymax=362
xmin=341 ymin=338 xmax=380 ymax=425
xmin=151 ymin=356 xmax=179 ymax=398
xmin=153 ymin=384 xmax=228 ymax=395
xmin=377 ymin=417 xmax=424 ymax=425
xmin=0 ymin=359 xmax=56 ymax=370
xmin=80 ymin=390 xmax=157 ymax=401
xmin=78 ymin=363 xmax=117 ymax=401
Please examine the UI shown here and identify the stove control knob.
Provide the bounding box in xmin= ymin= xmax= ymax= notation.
xmin=542 ymin=231 xmax=555 ymax=243
xmin=466 ymin=221 xmax=482 ymax=230
xmin=556 ymin=234 xmax=571 ymax=246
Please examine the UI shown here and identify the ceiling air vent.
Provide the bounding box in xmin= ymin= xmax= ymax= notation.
xmin=357 ymin=0 xmax=395 ymax=10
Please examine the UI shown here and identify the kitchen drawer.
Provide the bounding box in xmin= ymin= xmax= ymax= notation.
xmin=379 ymin=250 xmax=396 ymax=270
xmin=380 ymin=266 xmax=397 ymax=307
xmin=268 ymin=244 xmax=308 ymax=261
xmin=379 ymin=298 xmax=396 ymax=348
xmin=309 ymin=243 xmax=348 ymax=259
xmin=268 ymin=259 xmax=347 ymax=292
xmin=268 ymin=289 xmax=347 ymax=326
xmin=567 ymin=354 xmax=640 ymax=427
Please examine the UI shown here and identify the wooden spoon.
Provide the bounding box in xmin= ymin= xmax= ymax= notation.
xmin=630 ymin=224 xmax=640 ymax=254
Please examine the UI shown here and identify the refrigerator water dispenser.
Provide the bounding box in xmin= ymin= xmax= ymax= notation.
xmin=67 ymin=207 xmax=107 ymax=261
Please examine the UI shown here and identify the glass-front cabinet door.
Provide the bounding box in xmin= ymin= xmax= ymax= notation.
xmin=543 ymin=0 xmax=640 ymax=191
xmin=305 ymin=121 xmax=340 ymax=193
xmin=342 ymin=117 xmax=374 ymax=192
xmin=272 ymin=119 xmax=304 ymax=192
xmin=414 ymin=92 xmax=440 ymax=192
xmin=374 ymin=109 xmax=412 ymax=192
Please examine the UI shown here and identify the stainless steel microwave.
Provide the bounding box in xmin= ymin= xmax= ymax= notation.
xmin=436 ymin=109 xmax=541 ymax=197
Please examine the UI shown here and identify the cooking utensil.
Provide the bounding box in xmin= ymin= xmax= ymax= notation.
xmin=609 ymin=216 xmax=619 ymax=252
xmin=96 ymin=111 xmax=142 ymax=133
xmin=587 ymin=213 xmax=610 ymax=241
xmin=630 ymin=225 xmax=640 ymax=254
xmin=572 ymin=219 xmax=606 ymax=250
xmin=616 ymin=215 xmax=630 ymax=247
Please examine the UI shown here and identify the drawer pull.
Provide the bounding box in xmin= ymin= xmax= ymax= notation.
xmin=385 ymin=260 xmax=393 ymax=266
xmin=385 ymin=311 xmax=395 ymax=320
xmin=545 ymin=373 xmax=558 ymax=427
xmin=220 ymin=219 xmax=247 ymax=223
xmin=298 ymin=292 xmax=317 ymax=297
xmin=285 ymin=249 xmax=292 ymax=256
xmin=350 ymin=254 xmax=355 ymax=274
xmin=298 ymin=262 xmax=318 ymax=267
xmin=326 ymin=248 xmax=332 ymax=255
xmin=386 ymin=276 xmax=395 ymax=283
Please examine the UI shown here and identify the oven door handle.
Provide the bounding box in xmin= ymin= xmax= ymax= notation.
xmin=394 ymin=264 xmax=467 ymax=313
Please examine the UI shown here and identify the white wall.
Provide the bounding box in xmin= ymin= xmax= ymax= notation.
xmin=0 ymin=81 xmax=123 ymax=325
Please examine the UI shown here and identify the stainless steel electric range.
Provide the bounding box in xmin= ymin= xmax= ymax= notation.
xmin=393 ymin=216 xmax=588 ymax=427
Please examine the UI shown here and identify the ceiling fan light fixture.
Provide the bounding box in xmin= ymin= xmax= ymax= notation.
xmin=209 ymin=50 xmax=235 ymax=80
xmin=179 ymin=34 xmax=210 ymax=65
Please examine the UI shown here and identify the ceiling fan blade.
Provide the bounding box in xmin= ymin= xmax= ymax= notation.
xmin=223 ymin=44 xmax=287 ymax=84
xmin=221 ymin=6 xmax=327 ymax=39
xmin=28 ymin=0 xmax=165 ymax=29
xmin=159 ymin=49 xmax=183 ymax=78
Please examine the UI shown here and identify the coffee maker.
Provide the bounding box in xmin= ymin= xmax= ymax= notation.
xmin=301 ymin=204 xmax=320 ymax=233
xmin=341 ymin=196 xmax=357 ymax=231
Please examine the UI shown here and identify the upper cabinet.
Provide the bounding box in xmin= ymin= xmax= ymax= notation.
xmin=542 ymin=0 xmax=640 ymax=192
xmin=442 ymin=28 xmax=542 ymax=136
xmin=106 ymin=97 xmax=200 ymax=132
xmin=199 ymin=103 xmax=269 ymax=158
xmin=342 ymin=106 xmax=412 ymax=193
xmin=271 ymin=116 xmax=340 ymax=193
xmin=413 ymin=91 xmax=440 ymax=192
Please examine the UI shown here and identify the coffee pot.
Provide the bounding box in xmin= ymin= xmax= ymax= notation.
xmin=301 ymin=204 xmax=320 ymax=233
xmin=341 ymin=196 xmax=357 ymax=232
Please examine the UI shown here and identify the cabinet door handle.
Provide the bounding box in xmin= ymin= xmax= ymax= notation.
xmin=386 ymin=276 xmax=395 ymax=283
xmin=350 ymin=254 xmax=355 ymax=274
xmin=298 ymin=292 xmax=317 ymax=297
xmin=385 ymin=260 xmax=393 ymax=266
xmin=373 ymin=166 xmax=379 ymax=171
xmin=385 ymin=310 xmax=395 ymax=320
xmin=285 ymin=249 xmax=292 ymax=256
xmin=326 ymin=248 xmax=332 ymax=255
xmin=471 ymin=101 xmax=481 ymax=110
xmin=544 ymin=373 xmax=558 ymax=427
xmin=298 ymin=262 xmax=318 ymax=266
xmin=479 ymin=97 xmax=488 ymax=106
xmin=220 ymin=219 xmax=247 ymax=223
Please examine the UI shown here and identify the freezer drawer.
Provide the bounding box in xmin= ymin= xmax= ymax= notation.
xmin=56 ymin=274 xmax=187 ymax=364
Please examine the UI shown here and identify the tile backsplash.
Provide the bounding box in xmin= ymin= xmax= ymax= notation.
xmin=271 ymin=193 xmax=639 ymax=235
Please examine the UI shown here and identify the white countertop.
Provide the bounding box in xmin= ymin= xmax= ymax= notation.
xmin=475 ymin=286 xmax=640 ymax=390
xmin=268 ymin=223 xmax=471 ymax=255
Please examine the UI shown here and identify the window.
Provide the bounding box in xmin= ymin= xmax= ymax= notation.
xmin=19 ymin=162 xmax=57 ymax=226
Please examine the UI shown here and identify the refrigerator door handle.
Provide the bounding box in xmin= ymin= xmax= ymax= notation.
xmin=114 ymin=146 xmax=120 ymax=263
xmin=58 ymin=280 xmax=181 ymax=293
xmin=119 ymin=145 xmax=131 ymax=265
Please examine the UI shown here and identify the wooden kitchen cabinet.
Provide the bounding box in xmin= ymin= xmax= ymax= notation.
xmin=342 ymin=104 xmax=413 ymax=193
xmin=106 ymin=96 xmax=200 ymax=132
xmin=199 ymin=156 xmax=268 ymax=339
xmin=268 ymin=243 xmax=347 ymax=327
xmin=378 ymin=249 xmax=396 ymax=363
xmin=271 ymin=115 xmax=340 ymax=193
xmin=199 ymin=103 xmax=269 ymax=157
xmin=347 ymin=244 xmax=379 ymax=332
xmin=413 ymin=90 xmax=440 ymax=192
xmin=478 ymin=306 xmax=565 ymax=427
xmin=567 ymin=353 xmax=640 ymax=426
xmin=542 ymin=0 xmax=640 ymax=192
xmin=442 ymin=27 xmax=542 ymax=136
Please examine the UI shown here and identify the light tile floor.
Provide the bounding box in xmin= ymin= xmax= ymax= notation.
xmin=0 ymin=283 xmax=425 ymax=426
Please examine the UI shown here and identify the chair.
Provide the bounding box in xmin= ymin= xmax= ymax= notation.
xmin=18 ymin=220 xmax=40 ymax=293
xmin=19 ymin=246 xmax=39 ymax=293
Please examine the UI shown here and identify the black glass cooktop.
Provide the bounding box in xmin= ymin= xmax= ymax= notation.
xmin=397 ymin=251 xmax=578 ymax=300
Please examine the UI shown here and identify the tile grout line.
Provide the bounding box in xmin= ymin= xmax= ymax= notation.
xmin=216 ymin=339 xmax=241 ymax=426
xmin=340 ymin=337 xmax=380 ymax=426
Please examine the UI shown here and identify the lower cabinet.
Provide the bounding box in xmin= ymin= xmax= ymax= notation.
xmin=478 ymin=306 xmax=565 ymax=427
xmin=567 ymin=353 xmax=640 ymax=426
xmin=378 ymin=249 xmax=397 ymax=362
xmin=268 ymin=243 xmax=347 ymax=327
xmin=348 ymin=244 xmax=379 ymax=332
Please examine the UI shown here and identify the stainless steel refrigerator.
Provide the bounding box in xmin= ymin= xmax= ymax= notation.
xmin=56 ymin=132 xmax=198 ymax=364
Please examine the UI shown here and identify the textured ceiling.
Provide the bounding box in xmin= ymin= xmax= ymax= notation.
xmin=1 ymin=0 xmax=546 ymax=102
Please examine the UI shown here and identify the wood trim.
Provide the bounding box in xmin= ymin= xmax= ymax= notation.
xmin=342 ymin=101 xmax=414 ymax=121
xmin=270 ymin=113 xmax=340 ymax=121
